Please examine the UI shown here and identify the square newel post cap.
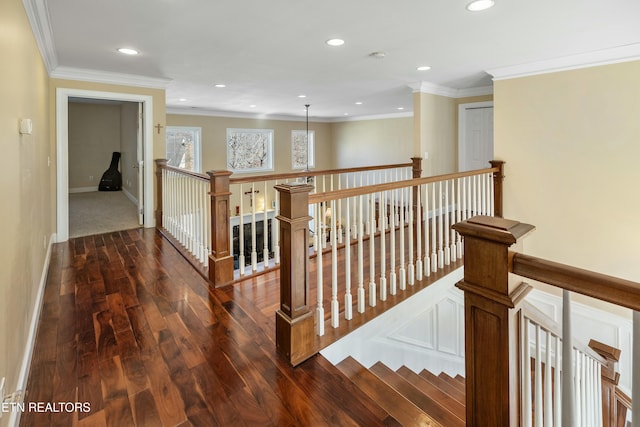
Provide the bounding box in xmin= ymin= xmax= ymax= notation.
xmin=453 ymin=215 xmax=535 ymax=246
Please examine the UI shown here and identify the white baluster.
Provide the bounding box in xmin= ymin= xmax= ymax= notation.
xmin=408 ymin=186 xmax=415 ymax=285
xmin=273 ymin=180 xmax=280 ymax=265
xmin=344 ymin=195 xmax=352 ymax=320
xmin=379 ymin=190 xmax=387 ymax=301
xmin=544 ymin=331 xmax=553 ymax=427
xmin=522 ymin=317 xmax=532 ymax=427
xmin=330 ymin=200 xmax=339 ymax=328
xmin=398 ymin=186 xmax=406 ymax=290
xmin=415 ymin=185 xmax=423 ymax=281
xmin=563 ymin=291 xmax=576 ymax=427
xmin=369 ymin=191 xmax=376 ymax=306
xmin=431 ymin=183 xmax=437 ymax=273
xmin=357 ymin=194 xmax=365 ymax=313
xmin=423 ymin=183 xmax=431 ymax=277
xmin=263 ymin=181 xmax=269 ymax=268
xmin=633 ymin=311 xmax=640 ymax=427
xmin=238 ymin=184 xmax=245 ymax=274
xmin=444 ymin=179 xmax=450 ymax=266
xmin=554 ymin=335 xmax=562 ymax=427
xmin=316 ymin=202 xmax=324 ymax=336
xmin=535 ymin=324 xmax=543 ymax=427
xmin=437 ymin=181 xmax=444 ymax=269
xmin=389 ymin=188 xmax=397 ymax=295
xmin=337 ymin=177 xmax=343 ymax=244
xmin=251 ymin=183 xmax=258 ymax=271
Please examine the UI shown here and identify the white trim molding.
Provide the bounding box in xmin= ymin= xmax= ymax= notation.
xmin=50 ymin=66 xmax=171 ymax=89
xmin=488 ymin=43 xmax=640 ymax=81
xmin=22 ymin=0 xmax=58 ymax=72
xmin=409 ymin=81 xmax=493 ymax=98
xmin=56 ymin=88 xmax=156 ymax=242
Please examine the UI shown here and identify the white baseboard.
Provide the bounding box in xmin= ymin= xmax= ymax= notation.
xmin=69 ymin=186 xmax=98 ymax=193
xmin=122 ymin=187 xmax=138 ymax=205
xmin=8 ymin=234 xmax=54 ymax=427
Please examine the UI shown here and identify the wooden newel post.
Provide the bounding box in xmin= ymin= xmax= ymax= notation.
xmin=207 ymin=170 xmax=234 ymax=287
xmin=155 ymin=159 xmax=167 ymax=228
xmin=453 ymin=216 xmax=535 ymax=427
xmin=274 ymin=183 xmax=315 ymax=366
xmin=489 ymin=160 xmax=505 ymax=218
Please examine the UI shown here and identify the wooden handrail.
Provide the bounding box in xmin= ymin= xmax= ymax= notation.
xmin=309 ymin=166 xmax=499 ymax=204
xmin=521 ymin=301 xmax=606 ymax=364
xmin=155 ymin=161 xmax=210 ymax=181
xmin=229 ymin=162 xmax=413 ymax=184
xmin=511 ymin=252 xmax=640 ymax=312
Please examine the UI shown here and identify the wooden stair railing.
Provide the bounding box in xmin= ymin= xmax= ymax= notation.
xmin=589 ymin=339 xmax=633 ymax=427
xmin=453 ymin=215 xmax=639 ymax=427
xmin=276 ymin=162 xmax=505 ymax=366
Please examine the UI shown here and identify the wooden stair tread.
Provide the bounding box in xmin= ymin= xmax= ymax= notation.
xmin=336 ymin=357 xmax=441 ymax=427
xmin=370 ymin=363 xmax=465 ymax=427
xmin=418 ymin=370 xmax=466 ymax=405
xmin=400 ymin=367 xmax=465 ymax=406
xmin=438 ymin=372 xmax=466 ymax=394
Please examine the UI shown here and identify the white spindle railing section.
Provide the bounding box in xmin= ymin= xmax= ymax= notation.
xmin=309 ymin=166 xmax=498 ymax=335
xmin=229 ymin=163 xmax=413 ymax=279
xmin=161 ymin=167 xmax=211 ymax=267
xmin=519 ymin=301 xmax=605 ymax=427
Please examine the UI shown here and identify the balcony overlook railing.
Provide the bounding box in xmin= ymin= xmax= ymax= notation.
xmin=154 ymin=158 xmax=420 ymax=286
xmin=452 ymin=216 xmax=638 ymax=427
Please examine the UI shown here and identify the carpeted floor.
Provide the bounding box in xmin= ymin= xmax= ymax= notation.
xmin=69 ymin=191 xmax=140 ymax=238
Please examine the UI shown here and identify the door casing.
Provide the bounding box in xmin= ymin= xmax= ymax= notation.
xmin=55 ymin=88 xmax=155 ymax=242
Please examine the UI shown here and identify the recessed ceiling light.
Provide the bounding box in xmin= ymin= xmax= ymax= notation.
xmin=214 ymin=84 xmax=226 ymax=88
xmin=298 ymin=95 xmax=307 ymax=98
xmin=117 ymin=48 xmax=138 ymax=55
xmin=397 ymin=107 xmax=405 ymax=110
xmin=466 ymin=0 xmax=495 ymax=12
xmin=355 ymin=102 xmax=363 ymax=105
xmin=417 ymin=66 xmax=432 ymax=71
xmin=344 ymin=113 xmax=349 ymax=116
xmin=326 ymin=38 xmax=345 ymax=46
xmin=249 ymin=105 xmax=257 ymax=108
xmin=178 ymin=98 xmax=187 ymax=102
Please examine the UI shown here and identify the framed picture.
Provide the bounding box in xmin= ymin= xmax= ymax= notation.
xmin=226 ymin=128 xmax=274 ymax=173
xmin=291 ymin=130 xmax=315 ymax=170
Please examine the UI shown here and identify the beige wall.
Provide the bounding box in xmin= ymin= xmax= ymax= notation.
xmin=0 ymin=0 xmax=52 ymax=404
xmin=331 ymin=116 xmax=414 ymax=168
xmin=68 ymin=102 xmax=138 ymax=195
xmin=166 ymin=114 xmax=334 ymax=173
xmin=494 ymin=60 xmax=640 ymax=283
xmin=413 ymin=92 xmax=457 ymax=176
xmin=68 ymin=102 xmax=122 ymax=189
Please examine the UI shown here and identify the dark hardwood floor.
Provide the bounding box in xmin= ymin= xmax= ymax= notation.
xmin=20 ymin=228 xmax=406 ymax=426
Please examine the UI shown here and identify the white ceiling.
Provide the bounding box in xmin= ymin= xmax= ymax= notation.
xmin=30 ymin=0 xmax=640 ymax=120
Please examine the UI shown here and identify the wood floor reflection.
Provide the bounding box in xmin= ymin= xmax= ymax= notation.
xmin=21 ymin=228 xmax=399 ymax=426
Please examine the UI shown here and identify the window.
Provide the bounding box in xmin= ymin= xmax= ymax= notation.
xmin=165 ymin=126 xmax=202 ymax=172
xmin=291 ymin=130 xmax=315 ymax=170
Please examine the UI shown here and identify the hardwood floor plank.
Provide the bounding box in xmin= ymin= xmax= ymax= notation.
xmin=129 ymin=389 xmax=162 ymax=427
xmin=22 ymin=228 xmax=398 ymax=427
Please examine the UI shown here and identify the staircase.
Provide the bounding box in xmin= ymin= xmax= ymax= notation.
xmin=336 ymin=357 xmax=466 ymax=426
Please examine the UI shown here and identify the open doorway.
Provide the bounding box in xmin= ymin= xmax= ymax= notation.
xmin=67 ymin=98 xmax=140 ymax=237
xmin=56 ymin=89 xmax=155 ymax=242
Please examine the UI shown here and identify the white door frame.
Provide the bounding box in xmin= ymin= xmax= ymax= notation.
xmin=55 ymin=88 xmax=155 ymax=242
xmin=457 ymin=100 xmax=494 ymax=171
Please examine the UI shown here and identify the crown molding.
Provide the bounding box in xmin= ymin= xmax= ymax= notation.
xmin=167 ymin=106 xmax=413 ymax=123
xmin=488 ymin=43 xmax=640 ymax=81
xmin=50 ymin=66 xmax=172 ymax=89
xmin=409 ymin=82 xmax=493 ymax=98
xmin=22 ymin=0 xmax=58 ymax=73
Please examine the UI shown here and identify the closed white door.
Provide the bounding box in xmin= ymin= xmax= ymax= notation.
xmin=458 ymin=102 xmax=493 ymax=172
